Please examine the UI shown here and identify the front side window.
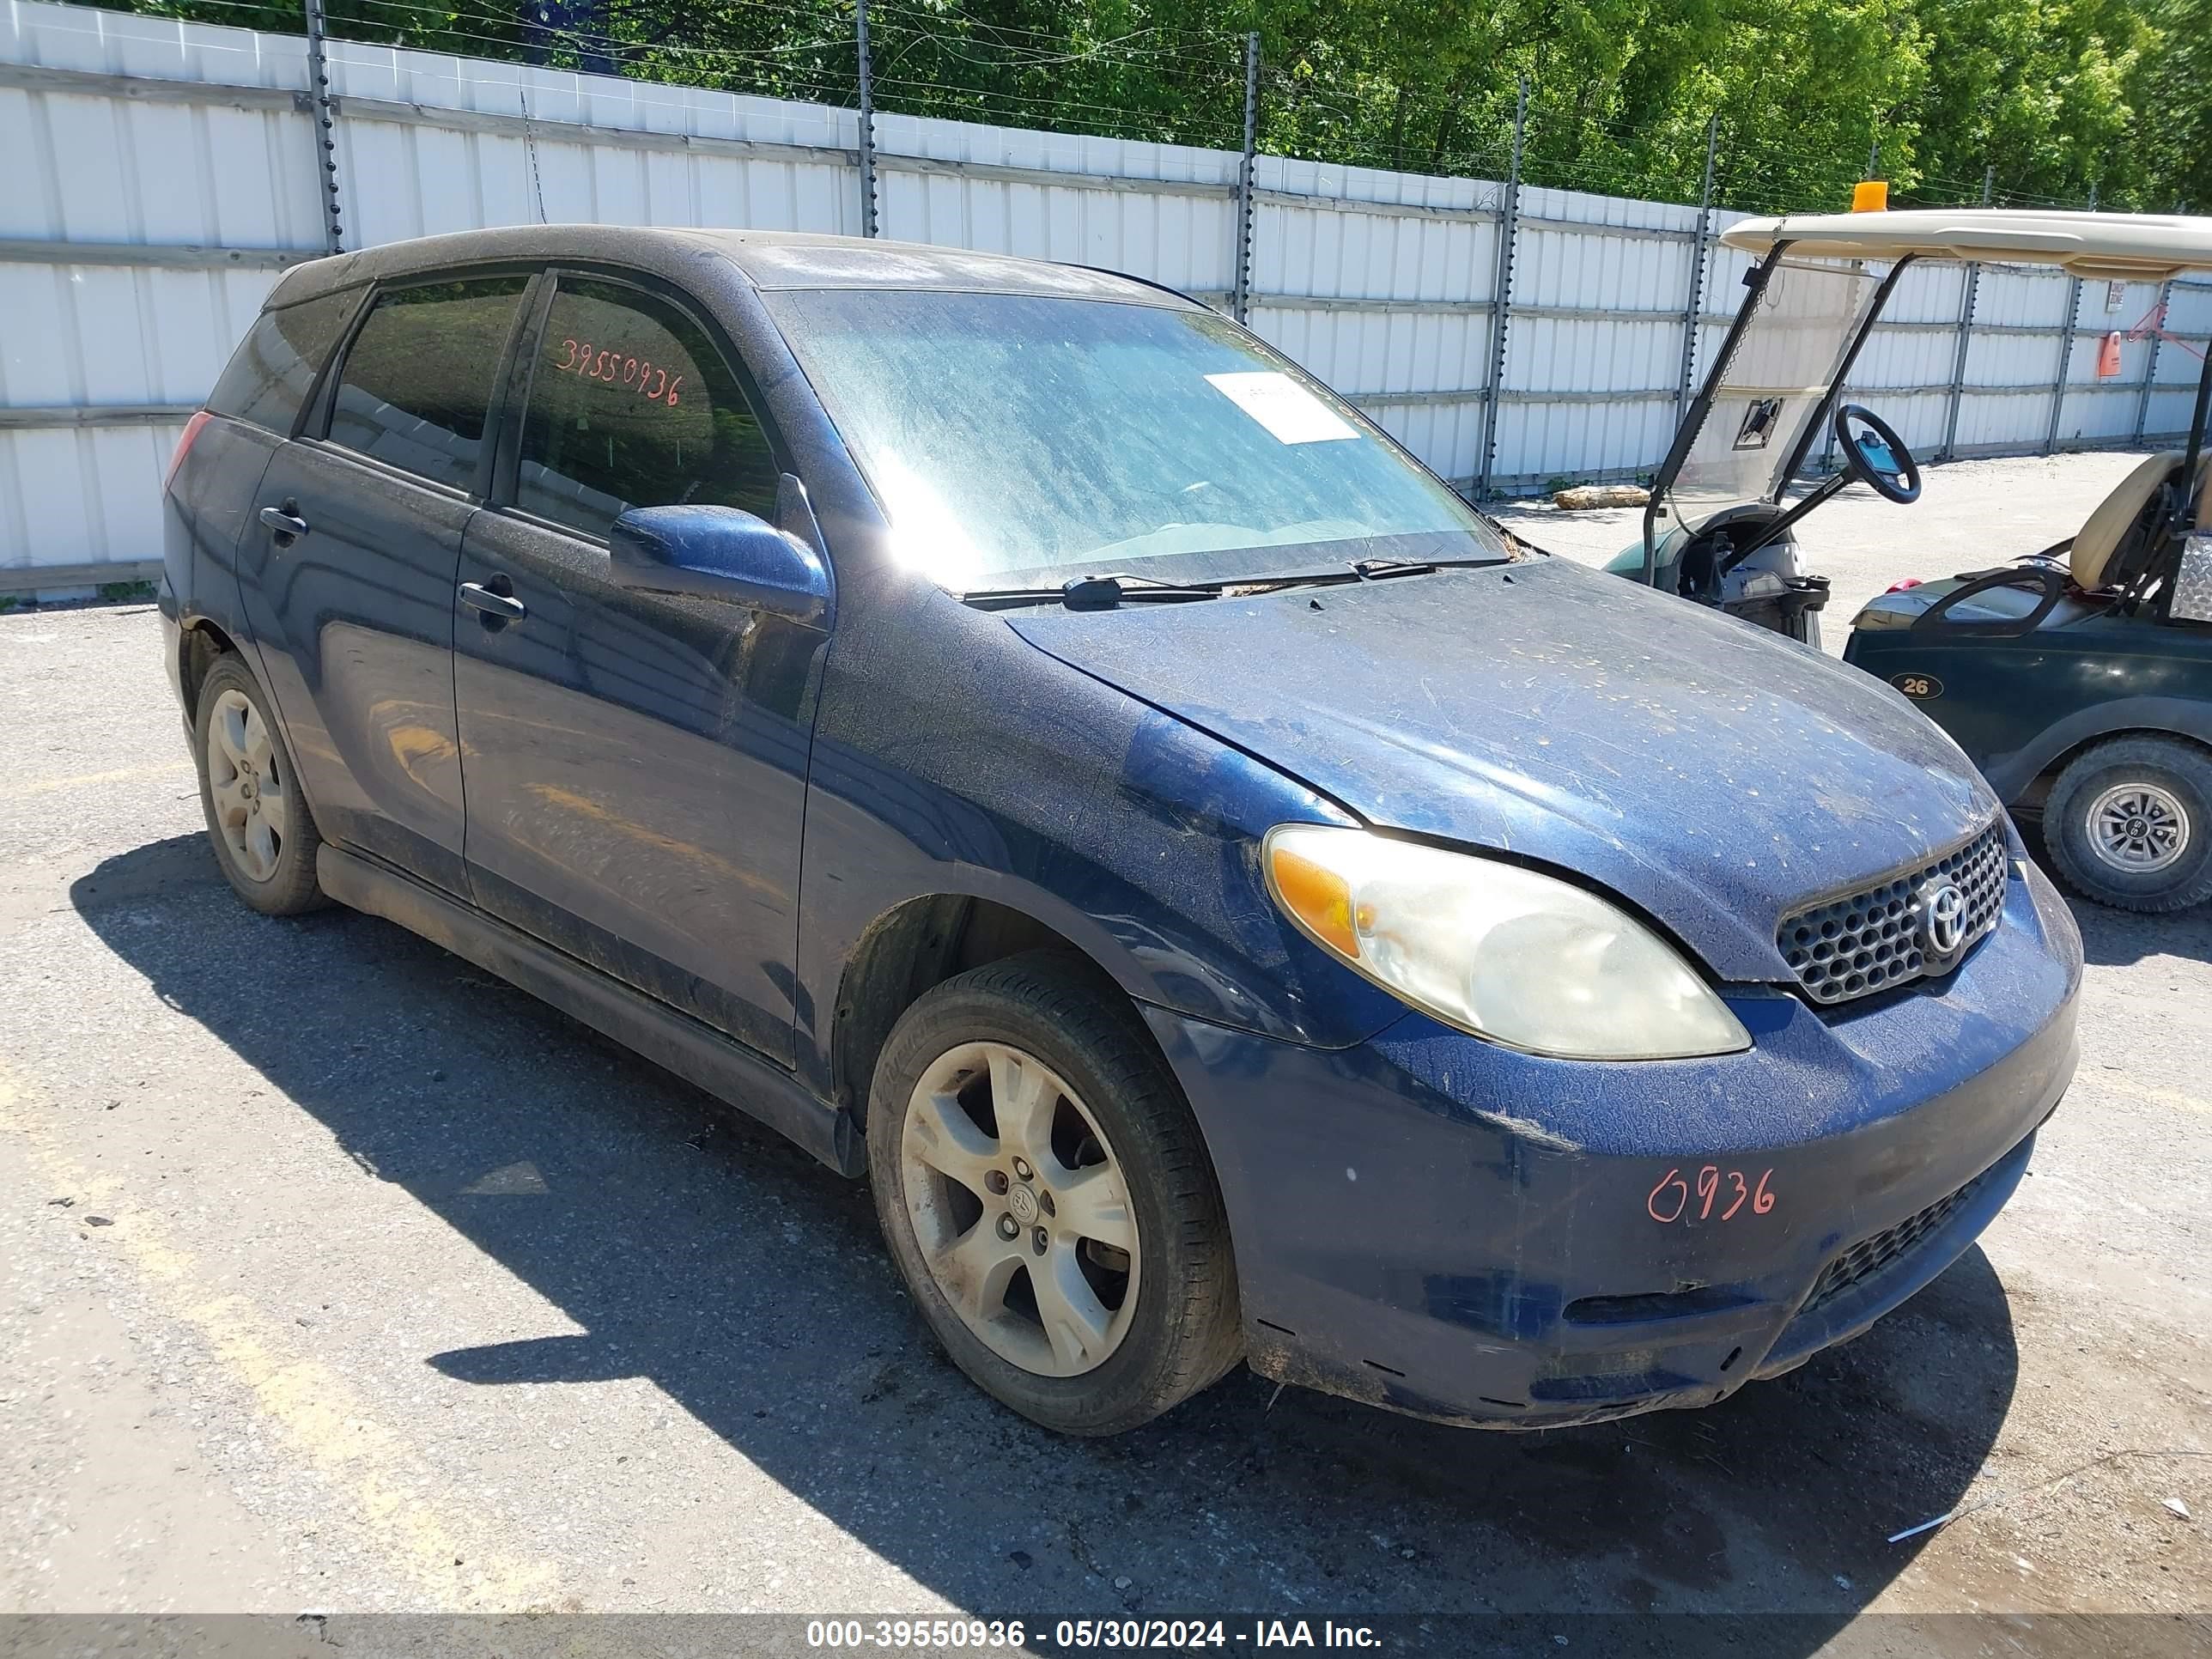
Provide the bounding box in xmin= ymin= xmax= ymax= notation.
xmin=763 ymin=289 xmax=1501 ymax=590
xmin=325 ymin=276 xmax=530 ymax=490
xmin=513 ymin=277 xmax=780 ymax=540
xmin=207 ymin=289 xmax=362 ymax=435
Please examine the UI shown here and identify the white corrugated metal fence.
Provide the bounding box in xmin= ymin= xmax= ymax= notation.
xmin=3 ymin=0 xmax=2208 ymax=592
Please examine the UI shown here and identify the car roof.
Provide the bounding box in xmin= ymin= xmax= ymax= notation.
xmin=264 ymin=224 xmax=1196 ymax=311
xmin=1720 ymin=209 xmax=2212 ymax=279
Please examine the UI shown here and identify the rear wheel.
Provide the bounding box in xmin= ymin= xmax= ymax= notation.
xmin=866 ymin=951 xmax=1241 ymax=1435
xmin=2044 ymin=736 xmax=2212 ymax=913
xmin=192 ymin=654 xmax=328 ymax=915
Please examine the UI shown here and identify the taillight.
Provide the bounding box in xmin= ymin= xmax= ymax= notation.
xmin=1884 ymin=577 xmax=1924 ymax=593
xmin=164 ymin=410 xmax=213 ymax=495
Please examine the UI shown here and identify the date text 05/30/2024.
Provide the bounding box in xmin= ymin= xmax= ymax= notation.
xmin=805 ymin=1620 xmax=1382 ymax=1650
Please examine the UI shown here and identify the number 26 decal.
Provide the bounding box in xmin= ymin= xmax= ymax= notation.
xmin=1648 ymin=1165 xmax=1775 ymax=1223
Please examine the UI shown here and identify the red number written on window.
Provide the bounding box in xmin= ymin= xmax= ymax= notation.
xmin=555 ymin=339 xmax=684 ymax=406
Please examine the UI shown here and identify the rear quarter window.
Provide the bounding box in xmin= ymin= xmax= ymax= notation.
xmin=205 ymin=289 xmax=362 ymax=434
xmin=324 ymin=276 xmax=532 ymax=491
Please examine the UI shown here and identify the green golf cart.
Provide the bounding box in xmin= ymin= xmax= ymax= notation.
xmin=1616 ymin=208 xmax=2212 ymax=913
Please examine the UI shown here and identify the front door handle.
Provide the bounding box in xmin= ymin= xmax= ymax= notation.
xmin=458 ymin=580 xmax=526 ymax=623
xmin=258 ymin=502 xmax=308 ymax=543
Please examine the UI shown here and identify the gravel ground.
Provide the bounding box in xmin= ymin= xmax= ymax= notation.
xmin=1 ymin=452 xmax=2208 ymax=1650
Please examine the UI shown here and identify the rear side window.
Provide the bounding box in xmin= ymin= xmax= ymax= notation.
xmin=513 ymin=277 xmax=779 ymax=539
xmin=325 ymin=276 xmax=531 ymax=491
xmin=206 ymin=289 xmax=360 ymax=435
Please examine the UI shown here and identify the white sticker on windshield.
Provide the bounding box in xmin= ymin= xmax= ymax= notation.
xmin=1204 ymin=371 xmax=1358 ymax=445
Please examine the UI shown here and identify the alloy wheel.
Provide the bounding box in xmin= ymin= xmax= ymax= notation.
xmin=899 ymin=1040 xmax=1139 ymax=1377
xmin=205 ymin=688 xmax=290 ymax=883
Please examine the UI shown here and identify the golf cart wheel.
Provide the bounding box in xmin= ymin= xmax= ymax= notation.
xmin=866 ymin=951 xmax=1242 ymax=1436
xmin=193 ymin=653 xmax=328 ymax=916
xmin=2044 ymin=736 xmax=2212 ymax=913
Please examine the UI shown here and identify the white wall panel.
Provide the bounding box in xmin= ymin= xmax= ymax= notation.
xmin=1 ymin=0 xmax=325 ymax=584
xmin=1493 ymin=397 xmax=1676 ymax=487
xmin=1972 ymin=265 xmax=2072 ymax=331
xmin=2138 ymin=283 xmax=2212 ymax=441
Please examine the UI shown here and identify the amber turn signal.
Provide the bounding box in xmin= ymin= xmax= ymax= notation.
xmin=1267 ymin=843 xmax=1363 ymax=959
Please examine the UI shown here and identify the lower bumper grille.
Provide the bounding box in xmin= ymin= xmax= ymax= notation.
xmin=1802 ymin=1173 xmax=1984 ymax=1315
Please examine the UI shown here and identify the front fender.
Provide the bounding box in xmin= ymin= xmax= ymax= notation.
xmin=791 ymin=574 xmax=1413 ymax=1101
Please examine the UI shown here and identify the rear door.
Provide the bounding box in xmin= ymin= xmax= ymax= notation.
xmin=453 ymin=270 xmax=819 ymax=1064
xmin=173 ymin=288 xmax=364 ymax=635
xmin=237 ymin=273 xmax=533 ymax=895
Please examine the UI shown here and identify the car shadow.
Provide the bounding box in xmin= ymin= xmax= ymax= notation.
xmin=71 ymin=834 xmax=2020 ymax=1633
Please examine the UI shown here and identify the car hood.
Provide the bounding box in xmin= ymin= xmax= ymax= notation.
xmin=1010 ymin=557 xmax=2002 ymax=983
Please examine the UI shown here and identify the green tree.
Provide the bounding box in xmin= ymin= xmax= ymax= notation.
xmin=116 ymin=0 xmax=2204 ymax=211
xmin=2128 ymin=0 xmax=2211 ymax=210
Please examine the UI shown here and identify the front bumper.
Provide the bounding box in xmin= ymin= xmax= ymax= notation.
xmin=1146 ymin=854 xmax=2081 ymax=1428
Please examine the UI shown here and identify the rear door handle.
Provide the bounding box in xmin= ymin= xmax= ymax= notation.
xmin=258 ymin=503 xmax=309 ymax=541
xmin=458 ymin=580 xmax=526 ymax=622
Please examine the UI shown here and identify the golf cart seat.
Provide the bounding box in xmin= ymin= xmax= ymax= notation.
xmin=2069 ymin=452 xmax=2210 ymax=592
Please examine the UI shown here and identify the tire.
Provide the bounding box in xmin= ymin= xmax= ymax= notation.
xmin=191 ymin=653 xmax=328 ymax=915
xmin=866 ymin=951 xmax=1242 ymax=1436
xmin=2043 ymin=735 xmax=2212 ymax=913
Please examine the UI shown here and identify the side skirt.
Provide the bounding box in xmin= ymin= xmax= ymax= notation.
xmin=316 ymin=844 xmax=863 ymax=1177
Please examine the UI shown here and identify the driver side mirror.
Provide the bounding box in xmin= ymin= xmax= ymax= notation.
xmin=609 ymin=500 xmax=830 ymax=625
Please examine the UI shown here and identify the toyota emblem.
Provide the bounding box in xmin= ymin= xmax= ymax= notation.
xmin=1918 ymin=879 xmax=1968 ymax=959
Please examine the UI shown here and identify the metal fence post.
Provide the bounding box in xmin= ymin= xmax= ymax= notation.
xmin=1474 ymin=76 xmax=1527 ymax=501
xmin=2134 ymin=204 xmax=2185 ymax=443
xmin=2042 ymin=182 xmax=2094 ymax=453
xmin=855 ymin=0 xmax=878 ymax=237
xmin=1230 ymin=32 xmax=1259 ymax=323
xmin=303 ymin=0 xmax=344 ymax=252
xmin=2135 ymin=279 xmax=2172 ymax=445
xmin=1939 ymin=166 xmax=1993 ymax=461
xmin=1673 ymin=114 xmax=1718 ymax=423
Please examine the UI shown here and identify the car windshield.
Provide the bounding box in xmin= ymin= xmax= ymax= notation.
xmin=1661 ymin=256 xmax=1882 ymax=533
xmin=764 ymin=288 xmax=1504 ymax=591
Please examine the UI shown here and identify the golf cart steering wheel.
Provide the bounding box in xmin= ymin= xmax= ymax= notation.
xmin=1832 ymin=404 xmax=1923 ymax=505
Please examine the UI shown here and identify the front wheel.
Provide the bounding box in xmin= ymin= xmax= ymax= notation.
xmin=2044 ymin=736 xmax=2212 ymax=913
xmin=866 ymin=951 xmax=1242 ymax=1436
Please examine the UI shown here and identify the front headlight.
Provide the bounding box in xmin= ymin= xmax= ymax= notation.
xmin=1264 ymin=824 xmax=1751 ymax=1060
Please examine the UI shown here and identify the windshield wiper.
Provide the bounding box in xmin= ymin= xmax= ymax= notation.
xmin=959 ymin=556 xmax=1512 ymax=611
xmin=1352 ymin=556 xmax=1436 ymax=580
xmin=960 ymin=573 xmax=1225 ymax=611
xmin=1351 ymin=554 xmax=1516 ymax=580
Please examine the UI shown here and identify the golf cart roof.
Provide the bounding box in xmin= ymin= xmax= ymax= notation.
xmin=1720 ymin=210 xmax=2212 ymax=279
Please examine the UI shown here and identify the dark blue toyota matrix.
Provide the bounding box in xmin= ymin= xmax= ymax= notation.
xmin=160 ymin=226 xmax=2081 ymax=1435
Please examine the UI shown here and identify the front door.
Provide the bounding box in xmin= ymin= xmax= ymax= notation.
xmin=453 ymin=272 xmax=821 ymax=1065
xmin=239 ymin=274 xmax=532 ymax=896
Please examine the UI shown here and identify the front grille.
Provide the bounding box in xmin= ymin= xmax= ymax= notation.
xmin=1802 ymin=1174 xmax=1984 ymax=1315
xmin=1777 ymin=823 xmax=2008 ymax=1006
